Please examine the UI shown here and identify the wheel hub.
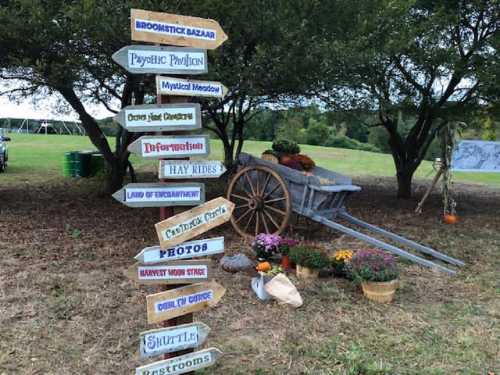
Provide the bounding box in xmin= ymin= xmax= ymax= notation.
xmin=249 ymin=196 xmax=264 ymax=210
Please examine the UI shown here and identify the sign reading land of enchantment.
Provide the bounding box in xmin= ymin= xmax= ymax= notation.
xmin=156 ymin=76 xmax=227 ymax=99
xmin=128 ymin=135 xmax=210 ymax=159
xmin=112 ymin=45 xmax=208 ymax=75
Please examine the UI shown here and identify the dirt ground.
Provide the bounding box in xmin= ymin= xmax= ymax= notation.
xmin=0 ymin=176 xmax=499 ymax=374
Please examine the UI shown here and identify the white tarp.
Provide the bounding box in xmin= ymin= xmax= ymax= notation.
xmin=451 ymin=140 xmax=500 ymax=173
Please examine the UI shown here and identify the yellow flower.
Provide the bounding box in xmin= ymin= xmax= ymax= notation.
xmin=334 ymin=249 xmax=353 ymax=262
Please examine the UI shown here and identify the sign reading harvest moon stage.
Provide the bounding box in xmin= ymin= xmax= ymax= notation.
xmin=112 ymin=183 xmax=205 ymax=208
xmin=139 ymin=322 xmax=211 ymax=359
xmin=159 ymin=160 xmax=226 ymax=179
xmin=156 ymin=76 xmax=227 ymax=98
xmin=155 ymin=197 xmax=235 ymax=249
xmin=131 ymin=9 xmax=228 ymax=50
xmin=146 ymin=281 xmax=226 ymax=324
xmin=125 ymin=260 xmax=211 ymax=285
xmin=135 ymin=347 xmax=222 ymax=375
xmin=115 ymin=103 xmax=201 ymax=132
xmin=134 ymin=237 xmax=225 ymax=264
xmin=128 ymin=135 xmax=210 ymax=159
xmin=112 ymin=45 xmax=208 ymax=75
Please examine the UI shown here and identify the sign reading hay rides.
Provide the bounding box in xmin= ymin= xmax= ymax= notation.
xmin=156 ymin=76 xmax=227 ymax=98
xmin=128 ymin=135 xmax=210 ymax=159
xmin=135 ymin=347 xmax=222 ymax=375
xmin=115 ymin=103 xmax=202 ymax=132
xmin=134 ymin=237 xmax=225 ymax=264
xmin=112 ymin=45 xmax=208 ymax=75
xmin=155 ymin=197 xmax=235 ymax=249
xmin=139 ymin=322 xmax=211 ymax=359
xmin=146 ymin=281 xmax=226 ymax=324
xmin=159 ymin=160 xmax=226 ymax=179
xmin=125 ymin=260 xmax=211 ymax=285
xmin=131 ymin=9 xmax=228 ymax=49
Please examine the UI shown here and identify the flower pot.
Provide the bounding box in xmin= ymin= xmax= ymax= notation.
xmin=280 ymin=255 xmax=291 ymax=270
xmin=296 ymin=265 xmax=319 ymax=279
xmin=361 ymin=279 xmax=398 ymax=303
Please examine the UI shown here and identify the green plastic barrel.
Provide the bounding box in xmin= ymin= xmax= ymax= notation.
xmin=63 ymin=151 xmax=79 ymax=177
xmin=89 ymin=152 xmax=105 ymax=176
xmin=77 ymin=151 xmax=94 ymax=177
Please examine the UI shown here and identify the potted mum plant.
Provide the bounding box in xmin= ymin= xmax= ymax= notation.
xmin=289 ymin=245 xmax=330 ymax=279
xmin=331 ymin=249 xmax=353 ymax=278
xmin=252 ymin=233 xmax=281 ymax=260
xmin=278 ymin=238 xmax=298 ymax=269
xmin=349 ymin=249 xmax=399 ymax=303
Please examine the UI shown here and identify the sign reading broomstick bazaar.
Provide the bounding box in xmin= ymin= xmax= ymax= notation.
xmin=131 ymin=9 xmax=228 ymax=50
xmin=115 ymin=103 xmax=201 ymax=132
xmin=128 ymin=135 xmax=210 ymax=159
xmin=146 ymin=281 xmax=226 ymax=324
xmin=125 ymin=260 xmax=211 ymax=285
xmin=155 ymin=197 xmax=235 ymax=249
xmin=156 ymin=76 xmax=227 ymax=99
xmin=134 ymin=237 xmax=225 ymax=264
xmin=135 ymin=347 xmax=222 ymax=375
xmin=112 ymin=183 xmax=205 ymax=208
xmin=159 ymin=160 xmax=226 ymax=179
xmin=112 ymin=45 xmax=208 ymax=75
xmin=139 ymin=322 xmax=210 ymax=359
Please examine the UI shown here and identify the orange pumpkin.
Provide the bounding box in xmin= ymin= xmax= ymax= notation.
xmin=256 ymin=261 xmax=272 ymax=272
xmin=443 ymin=214 xmax=458 ymax=224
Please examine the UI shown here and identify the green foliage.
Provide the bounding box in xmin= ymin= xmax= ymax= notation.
xmin=305 ymin=119 xmax=331 ymax=146
xmin=289 ymin=246 xmax=330 ymax=269
xmin=272 ymin=139 xmax=300 ymax=155
xmin=349 ymin=249 xmax=399 ymax=282
xmin=275 ymin=115 xmax=305 ymax=144
xmin=482 ymin=117 xmax=497 ymax=141
xmin=325 ymin=135 xmax=381 ymax=153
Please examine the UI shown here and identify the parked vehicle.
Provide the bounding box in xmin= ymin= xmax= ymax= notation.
xmin=0 ymin=133 xmax=10 ymax=172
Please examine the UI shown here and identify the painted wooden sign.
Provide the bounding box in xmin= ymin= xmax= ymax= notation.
xmin=155 ymin=197 xmax=235 ymax=249
xmin=146 ymin=281 xmax=226 ymax=324
xmin=134 ymin=237 xmax=225 ymax=264
xmin=114 ymin=103 xmax=201 ymax=133
xmin=128 ymin=135 xmax=210 ymax=159
xmin=131 ymin=9 xmax=228 ymax=50
xmin=139 ymin=322 xmax=210 ymax=359
xmin=125 ymin=260 xmax=211 ymax=285
xmin=112 ymin=183 xmax=205 ymax=208
xmin=159 ymin=160 xmax=227 ymax=179
xmin=156 ymin=76 xmax=227 ymax=99
xmin=112 ymin=45 xmax=208 ymax=75
xmin=135 ymin=347 xmax=222 ymax=375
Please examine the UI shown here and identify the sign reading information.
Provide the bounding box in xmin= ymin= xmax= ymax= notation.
xmin=139 ymin=322 xmax=211 ymax=359
xmin=128 ymin=135 xmax=210 ymax=159
xmin=146 ymin=281 xmax=226 ymax=324
xmin=155 ymin=197 xmax=234 ymax=249
xmin=112 ymin=45 xmax=208 ymax=75
xmin=159 ymin=160 xmax=226 ymax=179
xmin=131 ymin=9 xmax=228 ymax=50
xmin=156 ymin=76 xmax=227 ymax=99
xmin=115 ymin=103 xmax=201 ymax=132
xmin=125 ymin=260 xmax=211 ymax=285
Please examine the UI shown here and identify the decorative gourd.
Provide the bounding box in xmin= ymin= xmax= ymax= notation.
xmin=256 ymin=261 xmax=272 ymax=272
xmin=443 ymin=214 xmax=458 ymax=224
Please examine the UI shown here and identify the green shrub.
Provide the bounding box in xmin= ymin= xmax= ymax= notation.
xmin=289 ymin=246 xmax=330 ymax=269
xmin=325 ymin=135 xmax=381 ymax=153
xmin=272 ymin=139 xmax=301 ymax=155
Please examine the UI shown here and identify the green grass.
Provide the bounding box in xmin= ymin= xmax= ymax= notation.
xmin=2 ymin=133 xmax=499 ymax=187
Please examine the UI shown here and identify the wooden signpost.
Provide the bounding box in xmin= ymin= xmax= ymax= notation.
xmin=112 ymin=45 xmax=208 ymax=75
xmin=131 ymin=9 xmax=228 ymax=50
xmin=125 ymin=260 xmax=211 ymax=285
xmin=135 ymin=347 xmax=223 ymax=375
xmin=146 ymin=281 xmax=226 ymax=324
xmin=155 ymin=197 xmax=235 ymax=249
xmin=159 ymin=160 xmax=226 ymax=179
xmin=156 ymin=76 xmax=227 ymax=98
xmin=134 ymin=237 xmax=225 ymax=264
xmin=139 ymin=322 xmax=211 ymax=359
xmin=114 ymin=103 xmax=202 ymax=132
xmin=128 ymin=135 xmax=210 ymax=159
xmin=112 ymin=183 xmax=205 ymax=208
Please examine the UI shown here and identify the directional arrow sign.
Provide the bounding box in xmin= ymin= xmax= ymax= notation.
xmin=114 ymin=103 xmax=201 ymax=132
xmin=112 ymin=183 xmax=205 ymax=208
xmin=159 ymin=160 xmax=226 ymax=179
xmin=135 ymin=237 xmax=225 ymax=264
xmin=146 ymin=281 xmax=226 ymax=324
xmin=128 ymin=135 xmax=210 ymax=159
xmin=156 ymin=76 xmax=227 ymax=99
xmin=131 ymin=9 xmax=228 ymax=50
xmin=125 ymin=260 xmax=211 ymax=285
xmin=139 ymin=322 xmax=211 ymax=359
xmin=155 ymin=197 xmax=235 ymax=249
xmin=112 ymin=45 xmax=207 ymax=75
xmin=136 ymin=347 xmax=222 ymax=375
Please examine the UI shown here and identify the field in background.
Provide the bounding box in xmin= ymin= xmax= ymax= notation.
xmin=2 ymin=133 xmax=500 ymax=187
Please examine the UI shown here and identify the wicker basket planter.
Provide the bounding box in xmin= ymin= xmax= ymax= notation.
xmin=296 ymin=265 xmax=319 ymax=279
xmin=361 ymin=279 xmax=399 ymax=303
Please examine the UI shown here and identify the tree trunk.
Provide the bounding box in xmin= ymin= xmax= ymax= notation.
xmin=396 ymin=167 xmax=415 ymax=199
xmin=106 ymin=157 xmax=128 ymax=194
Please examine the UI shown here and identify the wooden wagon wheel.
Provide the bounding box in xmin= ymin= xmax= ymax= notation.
xmin=227 ymin=165 xmax=291 ymax=239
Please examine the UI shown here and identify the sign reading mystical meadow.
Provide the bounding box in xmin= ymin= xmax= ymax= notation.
xmin=451 ymin=140 xmax=500 ymax=173
xmin=159 ymin=160 xmax=226 ymax=179
xmin=156 ymin=76 xmax=227 ymax=99
xmin=115 ymin=103 xmax=201 ymax=132
xmin=155 ymin=197 xmax=235 ymax=249
xmin=134 ymin=237 xmax=225 ymax=264
xmin=128 ymin=135 xmax=210 ymax=159
xmin=139 ymin=322 xmax=210 ymax=359
xmin=131 ymin=9 xmax=228 ymax=49
xmin=112 ymin=45 xmax=208 ymax=75
xmin=112 ymin=183 xmax=205 ymax=208
xmin=125 ymin=260 xmax=211 ymax=285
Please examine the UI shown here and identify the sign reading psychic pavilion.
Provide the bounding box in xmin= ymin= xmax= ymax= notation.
xmin=156 ymin=76 xmax=227 ymax=99
xmin=128 ymin=135 xmax=210 ymax=159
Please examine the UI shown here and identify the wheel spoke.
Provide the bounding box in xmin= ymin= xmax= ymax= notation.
xmin=260 ymin=211 xmax=270 ymax=233
xmin=235 ymin=208 xmax=253 ymax=224
xmin=264 ymin=197 xmax=286 ymax=204
xmin=255 ymin=170 xmax=261 ymax=195
xmin=266 ymin=204 xmax=287 ymax=216
xmin=263 ymin=182 xmax=282 ymax=200
xmin=263 ymin=208 xmax=280 ymax=229
xmin=243 ymin=210 xmax=256 ymax=233
xmin=231 ymin=193 xmax=250 ymax=202
xmin=261 ymin=173 xmax=271 ymax=196
xmin=244 ymin=172 xmax=256 ymax=196
xmin=255 ymin=212 xmax=260 ymax=235
xmin=235 ymin=203 xmax=250 ymax=210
